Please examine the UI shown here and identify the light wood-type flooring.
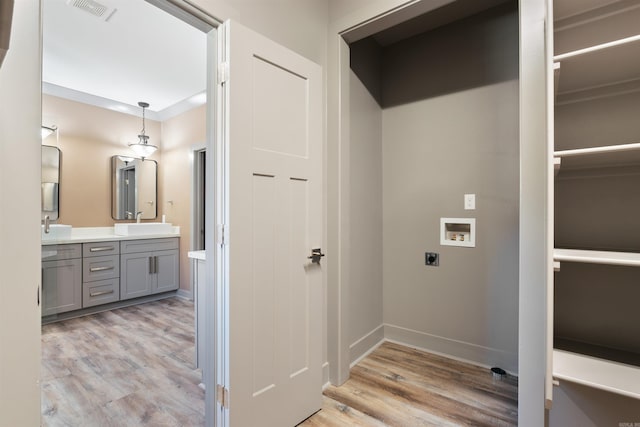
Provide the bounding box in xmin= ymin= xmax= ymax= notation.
xmin=300 ymin=342 xmax=518 ymax=427
xmin=41 ymin=297 xmax=205 ymax=426
xmin=42 ymin=299 xmax=517 ymax=426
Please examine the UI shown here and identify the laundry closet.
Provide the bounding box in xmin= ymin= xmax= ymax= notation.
xmin=548 ymin=0 xmax=640 ymax=423
xmin=344 ymin=0 xmax=520 ymax=373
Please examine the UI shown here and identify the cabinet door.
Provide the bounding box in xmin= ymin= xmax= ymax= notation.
xmin=153 ymin=249 xmax=179 ymax=294
xmin=42 ymin=258 xmax=82 ymax=316
xmin=120 ymin=252 xmax=153 ymax=300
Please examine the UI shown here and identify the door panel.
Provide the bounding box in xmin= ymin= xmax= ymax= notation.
xmin=220 ymin=20 xmax=323 ymax=427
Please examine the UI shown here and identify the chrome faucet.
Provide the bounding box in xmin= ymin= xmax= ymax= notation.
xmin=136 ymin=211 xmax=143 ymax=223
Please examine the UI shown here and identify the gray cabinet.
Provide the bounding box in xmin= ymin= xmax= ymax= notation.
xmin=41 ymin=244 xmax=82 ymax=316
xmin=82 ymin=241 xmax=120 ymax=307
xmin=120 ymin=238 xmax=179 ymax=300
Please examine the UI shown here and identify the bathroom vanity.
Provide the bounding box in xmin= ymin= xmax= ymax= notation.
xmin=41 ymin=226 xmax=180 ymax=322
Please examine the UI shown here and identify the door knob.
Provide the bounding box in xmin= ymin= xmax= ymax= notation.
xmin=307 ymin=248 xmax=325 ymax=264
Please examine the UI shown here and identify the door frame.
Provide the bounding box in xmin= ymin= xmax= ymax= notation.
xmin=328 ymin=1 xmax=549 ymax=425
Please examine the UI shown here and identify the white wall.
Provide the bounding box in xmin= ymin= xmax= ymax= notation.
xmin=0 ymin=0 xmax=43 ymax=425
xmin=348 ymin=70 xmax=384 ymax=362
xmin=191 ymin=0 xmax=328 ymax=67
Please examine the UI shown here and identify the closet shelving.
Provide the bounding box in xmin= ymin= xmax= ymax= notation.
xmin=551 ymin=0 xmax=640 ymax=401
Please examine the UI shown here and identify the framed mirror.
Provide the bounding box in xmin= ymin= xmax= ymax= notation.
xmin=42 ymin=145 xmax=61 ymax=220
xmin=111 ymin=156 xmax=157 ymax=220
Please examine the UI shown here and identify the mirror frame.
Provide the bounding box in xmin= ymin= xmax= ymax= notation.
xmin=41 ymin=145 xmax=61 ymax=221
xmin=111 ymin=155 xmax=158 ymax=220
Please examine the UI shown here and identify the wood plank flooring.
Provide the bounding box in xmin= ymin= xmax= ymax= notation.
xmin=41 ymin=297 xmax=204 ymax=427
xmin=42 ymin=301 xmax=517 ymax=426
xmin=300 ymin=342 xmax=518 ymax=427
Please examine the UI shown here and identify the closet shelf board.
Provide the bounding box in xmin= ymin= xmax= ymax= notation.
xmin=553 ymin=349 xmax=640 ymax=400
xmin=553 ymin=248 xmax=640 ymax=267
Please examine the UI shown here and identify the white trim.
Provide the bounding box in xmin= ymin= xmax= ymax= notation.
xmin=349 ymin=325 xmax=385 ymax=367
xmin=42 ymin=82 xmax=206 ymax=122
xmin=384 ymin=323 xmax=518 ymax=374
xmin=554 ymin=34 xmax=640 ymax=61
xmin=176 ymin=288 xmax=193 ymax=300
xmin=322 ymin=362 xmax=330 ymax=389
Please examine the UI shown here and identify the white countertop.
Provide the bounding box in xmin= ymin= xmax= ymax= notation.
xmin=41 ymin=226 xmax=180 ymax=245
xmin=188 ymin=250 xmax=206 ymax=260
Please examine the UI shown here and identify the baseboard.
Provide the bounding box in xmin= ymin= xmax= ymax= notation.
xmin=176 ymin=288 xmax=193 ymax=301
xmin=322 ymin=362 xmax=330 ymax=389
xmin=383 ymin=323 xmax=518 ymax=375
xmin=349 ymin=324 xmax=385 ymax=367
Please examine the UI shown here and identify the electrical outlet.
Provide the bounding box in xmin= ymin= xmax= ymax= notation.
xmin=464 ymin=194 xmax=476 ymax=210
xmin=425 ymin=252 xmax=439 ymax=266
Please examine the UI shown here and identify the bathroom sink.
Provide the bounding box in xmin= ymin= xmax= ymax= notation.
xmin=114 ymin=222 xmax=173 ymax=236
xmin=41 ymin=224 xmax=72 ymax=241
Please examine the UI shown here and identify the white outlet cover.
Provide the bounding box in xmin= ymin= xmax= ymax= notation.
xmin=464 ymin=194 xmax=475 ymax=210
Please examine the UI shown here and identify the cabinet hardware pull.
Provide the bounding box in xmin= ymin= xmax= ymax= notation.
xmin=90 ymin=246 xmax=114 ymax=252
xmin=90 ymin=290 xmax=114 ymax=297
xmin=149 ymin=256 xmax=154 ymax=274
xmin=90 ymin=266 xmax=114 ymax=272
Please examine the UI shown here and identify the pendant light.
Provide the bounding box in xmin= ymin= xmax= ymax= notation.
xmin=128 ymin=101 xmax=157 ymax=159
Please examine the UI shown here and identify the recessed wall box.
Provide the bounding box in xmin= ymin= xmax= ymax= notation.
xmin=440 ymin=218 xmax=476 ymax=247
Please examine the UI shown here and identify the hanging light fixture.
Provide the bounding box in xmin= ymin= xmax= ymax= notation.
xmin=128 ymin=101 xmax=157 ymax=159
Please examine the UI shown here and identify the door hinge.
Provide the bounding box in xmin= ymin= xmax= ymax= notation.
xmin=218 ymin=62 xmax=229 ymax=85
xmin=216 ymin=384 xmax=229 ymax=409
xmin=217 ymin=224 xmax=226 ymax=246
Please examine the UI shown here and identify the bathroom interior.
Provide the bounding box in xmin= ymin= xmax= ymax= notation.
xmin=40 ymin=0 xmax=209 ymax=421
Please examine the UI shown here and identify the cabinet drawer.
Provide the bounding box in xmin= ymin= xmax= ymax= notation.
xmin=83 ymin=241 xmax=119 ymax=257
xmin=42 ymin=244 xmax=82 ymax=261
xmin=120 ymin=238 xmax=179 ymax=254
xmin=83 ymin=255 xmax=120 ymax=282
xmin=83 ymin=279 xmax=120 ymax=308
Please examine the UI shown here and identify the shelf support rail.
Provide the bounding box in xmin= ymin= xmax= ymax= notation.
xmin=554 ymin=33 xmax=640 ymax=61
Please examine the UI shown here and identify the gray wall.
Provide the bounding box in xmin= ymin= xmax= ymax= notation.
xmin=550 ymin=382 xmax=640 ymax=426
xmin=380 ymin=4 xmax=520 ymax=371
xmin=348 ymin=70 xmax=384 ymax=359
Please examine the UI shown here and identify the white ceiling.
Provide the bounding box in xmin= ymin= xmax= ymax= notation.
xmin=42 ymin=0 xmax=207 ymax=121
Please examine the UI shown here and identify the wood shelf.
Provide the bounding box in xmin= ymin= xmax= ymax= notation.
xmin=553 ymin=349 xmax=640 ymax=400
xmin=553 ymin=248 xmax=640 ymax=268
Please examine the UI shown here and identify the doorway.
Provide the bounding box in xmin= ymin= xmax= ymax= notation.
xmin=43 ymin=0 xmax=218 ymax=426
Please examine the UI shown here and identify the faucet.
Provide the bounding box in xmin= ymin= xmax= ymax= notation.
xmin=136 ymin=211 xmax=143 ymax=223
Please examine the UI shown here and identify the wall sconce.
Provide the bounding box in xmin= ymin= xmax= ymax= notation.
xmin=128 ymin=101 xmax=157 ymax=159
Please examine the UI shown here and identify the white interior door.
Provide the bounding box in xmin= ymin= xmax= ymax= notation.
xmin=217 ymin=20 xmax=323 ymax=427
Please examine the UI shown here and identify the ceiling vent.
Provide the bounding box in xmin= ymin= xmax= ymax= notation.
xmin=66 ymin=0 xmax=117 ymax=22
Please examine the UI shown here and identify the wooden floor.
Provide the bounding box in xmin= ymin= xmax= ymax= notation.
xmin=42 ymin=300 xmax=517 ymax=426
xmin=41 ymin=297 xmax=205 ymax=427
xmin=300 ymin=342 xmax=518 ymax=427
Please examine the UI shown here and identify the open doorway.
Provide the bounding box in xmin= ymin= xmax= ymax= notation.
xmin=39 ymin=0 xmax=216 ymax=425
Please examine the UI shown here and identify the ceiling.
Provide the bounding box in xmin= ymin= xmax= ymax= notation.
xmin=42 ymin=0 xmax=207 ymax=121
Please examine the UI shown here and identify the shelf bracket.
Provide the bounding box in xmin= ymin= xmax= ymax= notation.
xmin=553 ymin=157 xmax=561 ymax=176
xmin=553 ymin=261 xmax=561 ymax=272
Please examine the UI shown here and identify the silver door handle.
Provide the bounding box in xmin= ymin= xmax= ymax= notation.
xmin=307 ymin=248 xmax=325 ymax=264
xmin=90 ymin=266 xmax=114 ymax=272
xmin=90 ymin=246 xmax=114 ymax=252
xmin=90 ymin=290 xmax=114 ymax=297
